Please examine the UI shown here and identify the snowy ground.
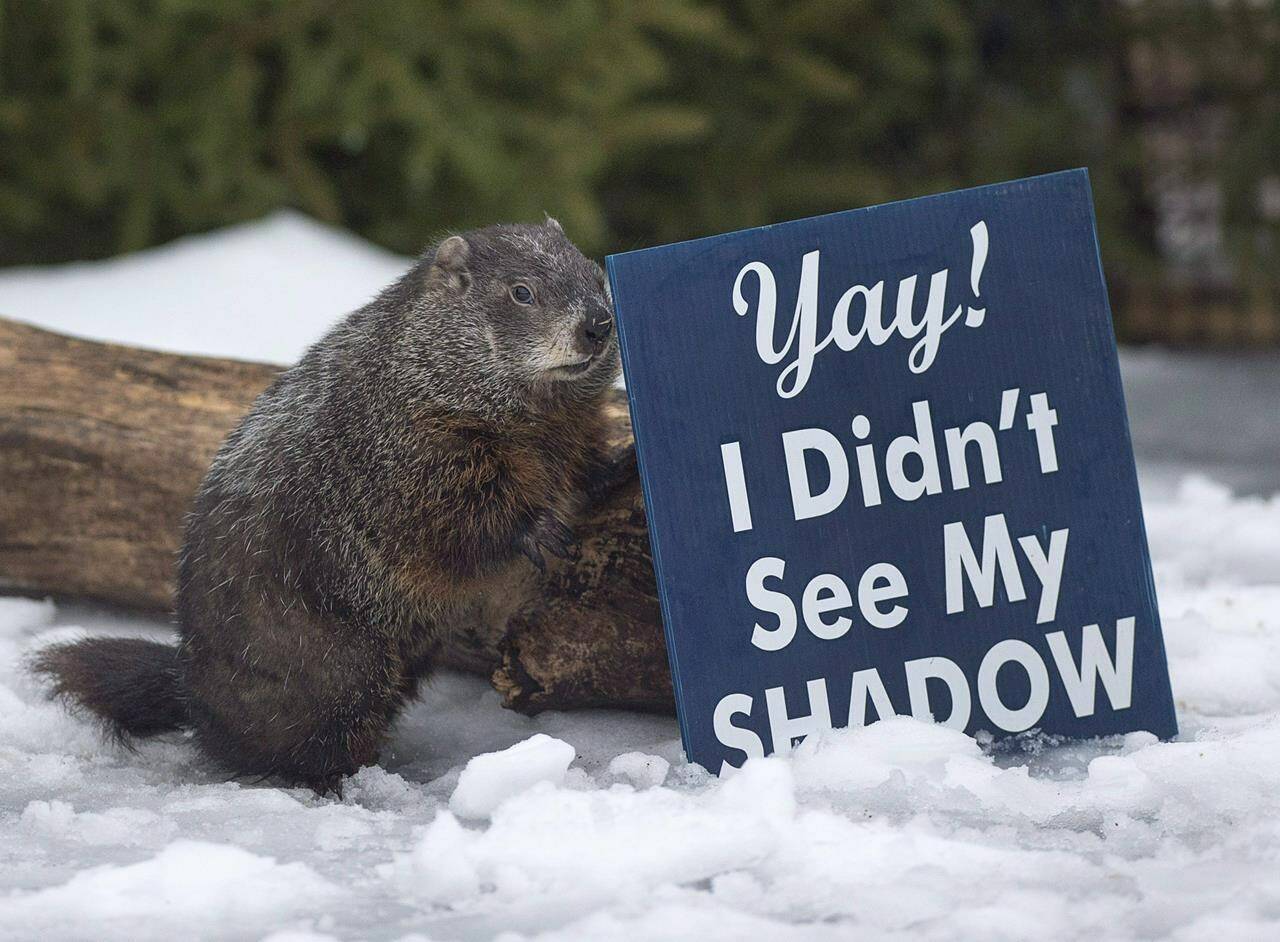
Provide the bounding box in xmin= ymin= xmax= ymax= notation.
xmin=1 ymin=216 xmax=1279 ymax=941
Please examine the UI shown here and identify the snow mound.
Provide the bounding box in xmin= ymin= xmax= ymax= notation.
xmin=450 ymin=734 xmax=578 ymax=821
xmin=389 ymin=712 xmax=1280 ymax=938
xmin=401 ymin=758 xmax=794 ymax=907
xmin=0 ymin=211 xmax=410 ymax=362
xmin=0 ymin=841 xmax=339 ymax=938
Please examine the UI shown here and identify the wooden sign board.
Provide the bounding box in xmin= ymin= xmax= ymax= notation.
xmin=607 ymin=170 xmax=1177 ymax=772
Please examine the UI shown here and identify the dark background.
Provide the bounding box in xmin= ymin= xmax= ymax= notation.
xmin=1 ymin=0 xmax=1276 ymax=344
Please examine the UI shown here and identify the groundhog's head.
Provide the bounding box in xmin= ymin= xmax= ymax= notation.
xmin=421 ymin=219 xmax=617 ymax=393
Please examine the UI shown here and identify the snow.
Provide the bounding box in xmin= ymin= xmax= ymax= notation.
xmin=2 ymin=217 xmax=1279 ymax=941
xmin=0 ymin=210 xmax=410 ymax=363
xmin=3 ymin=840 xmax=339 ymax=932
xmin=449 ymin=735 xmax=578 ymax=821
xmin=606 ymin=752 xmax=672 ymax=789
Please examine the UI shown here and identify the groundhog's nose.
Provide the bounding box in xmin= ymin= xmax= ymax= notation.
xmin=581 ymin=313 xmax=613 ymax=348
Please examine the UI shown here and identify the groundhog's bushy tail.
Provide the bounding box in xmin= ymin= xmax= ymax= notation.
xmin=31 ymin=637 xmax=187 ymax=739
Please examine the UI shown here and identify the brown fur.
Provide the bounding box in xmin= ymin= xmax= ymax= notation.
xmin=33 ymin=221 xmax=623 ymax=794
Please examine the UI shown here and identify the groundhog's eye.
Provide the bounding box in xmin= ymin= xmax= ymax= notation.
xmin=510 ymin=283 xmax=535 ymax=305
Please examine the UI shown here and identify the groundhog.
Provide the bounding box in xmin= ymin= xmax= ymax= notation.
xmin=34 ymin=218 xmax=629 ymax=794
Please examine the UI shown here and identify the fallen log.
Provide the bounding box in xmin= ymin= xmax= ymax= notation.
xmin=0 ymin=317 xmax=672 ymax=714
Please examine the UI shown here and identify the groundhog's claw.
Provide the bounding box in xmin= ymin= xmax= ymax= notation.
xmin=517 ymin=512 xmax=575 ymax=574
xmin=543 ymin=517 xmax=575 ymax=558
xmin=518 ymin=541 xmax=548 ymax=575
xmin=301 ymin=769 xmax=347 ymax=799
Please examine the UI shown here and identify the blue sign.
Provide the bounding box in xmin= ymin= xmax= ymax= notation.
xmin=607 ymin=170 xmax=1177 ymax=773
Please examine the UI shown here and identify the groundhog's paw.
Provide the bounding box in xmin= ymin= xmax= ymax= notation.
xmin=516 ymin=511 xmax=575 ymax=574
xmin=301 ymin=769 xmax=348 ymax=800
xmin=585 ymin=443 xmax=638 ymax=502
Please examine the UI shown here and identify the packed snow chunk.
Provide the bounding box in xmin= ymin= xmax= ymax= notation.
xmin=787 ymin=717 xmax=1069 ymax=823
xmin=607 ymin=751 xmax=671 ymax=788
xmin=790 ymin=715 xmax=982 ymax=792
xmin=339 ymin=764 xmax=425 ymax=812
xmin=449 ymin=733 xmax=577 ymax=820
xmin=0 ymin=840 xmax=340 ymax=934
xmin=394 ymin=811 xmax=484 ymax=902
xmin=403 ymin=758 xmax=796 ymax=907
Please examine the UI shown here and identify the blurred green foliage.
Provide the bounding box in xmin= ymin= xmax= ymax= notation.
xmin=0 ymin=1 xmax=1275 ymax=339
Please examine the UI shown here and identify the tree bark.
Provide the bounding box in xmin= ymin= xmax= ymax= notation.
xmin=0 ymin=317 xmax=673 ymax=714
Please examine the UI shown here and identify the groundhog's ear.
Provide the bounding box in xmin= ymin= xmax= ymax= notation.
xmin=429 ymin=235 xmax=471 ymax=293
xmin=544 ymin=215 xmax=564 ymax=234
